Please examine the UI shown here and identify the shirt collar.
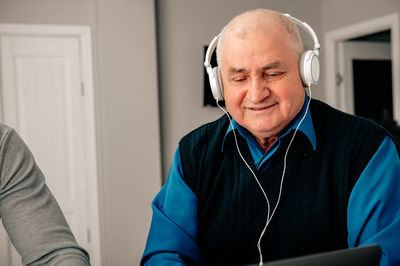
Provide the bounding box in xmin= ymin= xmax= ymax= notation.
xmin=222 ymin=95 xmax=316 ymax=151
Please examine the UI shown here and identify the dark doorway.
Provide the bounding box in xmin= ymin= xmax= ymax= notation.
xmin=352 ymin=59 xmax=393 ymax=122
xmin=353 ymin=59 xmax=400 ymax=150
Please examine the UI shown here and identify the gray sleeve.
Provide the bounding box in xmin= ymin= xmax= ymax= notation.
xmin=0 ymin=126 xmax=90 ymax=265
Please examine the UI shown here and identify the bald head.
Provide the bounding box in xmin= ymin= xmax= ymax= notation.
xmin=216 ymin=9 xmax=304 ymax=67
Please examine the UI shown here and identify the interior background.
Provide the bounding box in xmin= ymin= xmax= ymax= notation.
xmin=1 ymin=0 xmax=399 ymax=264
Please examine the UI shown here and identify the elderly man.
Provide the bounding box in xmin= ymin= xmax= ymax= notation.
xmin=141 ymin=9 xmax=400 ymax=266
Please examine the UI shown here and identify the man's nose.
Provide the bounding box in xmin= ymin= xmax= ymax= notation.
xmin=247 ymin=77 xmax=270 ymax=103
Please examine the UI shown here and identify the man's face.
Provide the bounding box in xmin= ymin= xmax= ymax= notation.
xmin=220 ymin=26 xmax=305 ymax=142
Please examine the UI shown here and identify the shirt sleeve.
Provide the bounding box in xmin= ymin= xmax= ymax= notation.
xmin=141 ymin=146 xmax=201 ymax=265
xmin=347 ymin=136 xmax=400 ymax=266
xmin=0 ymin=127 xmax=90 ymax=265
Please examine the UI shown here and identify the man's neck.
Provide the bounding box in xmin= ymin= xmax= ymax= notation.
xmin=256 ymin=136 xmax=278 ymax=152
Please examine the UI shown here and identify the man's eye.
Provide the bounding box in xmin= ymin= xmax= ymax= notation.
xmin=233 ymin=77 xmax=246 ymax=82
xmin=265 ymin=72 xmax=283 ymax=79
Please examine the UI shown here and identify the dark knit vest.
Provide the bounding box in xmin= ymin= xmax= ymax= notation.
xmin=179 ymin=99 xmax=388 ymax=265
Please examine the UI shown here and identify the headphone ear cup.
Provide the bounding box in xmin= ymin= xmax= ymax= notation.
xmin=210 ymin=67 xmax=224 ymax=101
xmin=299 ymin=50 xmax=320 ymax=86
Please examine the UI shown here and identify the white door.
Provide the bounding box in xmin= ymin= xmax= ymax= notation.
xmin=338 ymin=41 xmax=391 ymax=114
xmin=0 ymin=25 xmax=101 ymax=266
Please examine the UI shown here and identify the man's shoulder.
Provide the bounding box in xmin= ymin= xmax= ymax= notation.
xmin=0 ymin=122 xmax=12 ymax=134
xmin=310 ymin=99 xmax=361 ymax=123
xmin=0 ymin=123 xmax=15 ymax=146
xmin=178 ymin=115 xmax=230 ymax=188
xmin=310 ymin=99 xmax=390 ymax=161
xmin=180 ymin=115 xmax=229 ymax=146
xmin=310 ymin=99 xmax=388 ymax=136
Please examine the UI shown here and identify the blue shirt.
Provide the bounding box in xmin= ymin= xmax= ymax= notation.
xmin=141 ymin=99 xmax=400 ymax=266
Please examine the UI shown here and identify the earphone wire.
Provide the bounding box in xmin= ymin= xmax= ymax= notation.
xmin=216 ymin=85 xmax=312 ymax=266
xmin=266 ymin=85 xmax=311 ymax=226
xmin=216 ymin=100 xmax=272 ymax=225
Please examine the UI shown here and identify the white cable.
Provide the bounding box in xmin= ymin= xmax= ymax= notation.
xmin=216 ymin=85 xmax=312 ymax=266
xmin=267 ymin=85 xmax=312 ymax=225
xmin=216 ymin=101 xmax=272 ymax=224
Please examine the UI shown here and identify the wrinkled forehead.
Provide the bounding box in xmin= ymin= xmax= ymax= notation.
xmin=225 ymin=13 xmax=283 ymax=40
xmin=219 ymin=14 xmax=292 ymax=58
xmin=216 ymin=9 xmax=303 ymax=67
xmin=220 ymin=22 xmax=293 ymax=60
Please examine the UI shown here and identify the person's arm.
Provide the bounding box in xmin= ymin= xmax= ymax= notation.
xmin=141 ymin=147 xmax=201 ymax=265
xmin=347 ymin=136 xmax=400 ymax=266
xmin=0 ymin=127 xmax=90 ymax=265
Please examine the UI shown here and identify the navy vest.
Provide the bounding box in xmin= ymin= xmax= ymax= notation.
xmin=179 ymin=99 xmax=388 ymax=265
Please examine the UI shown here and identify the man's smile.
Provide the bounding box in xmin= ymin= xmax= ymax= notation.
xmin=246 ymin=103 xmax=278 ymax=111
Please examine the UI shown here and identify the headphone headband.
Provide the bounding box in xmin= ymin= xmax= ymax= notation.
xmin=282 ymin=13 xmax=320 ymax=55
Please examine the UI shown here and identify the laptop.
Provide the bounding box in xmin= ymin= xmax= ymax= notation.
xmin=251 ymin=244 xmax=381 ymax=266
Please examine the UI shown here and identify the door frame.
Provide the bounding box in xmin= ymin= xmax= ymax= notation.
xmin=0 ymin=24 xmax=102 ymax=266
xmin=324 ymin=13 xmax=400 ymax=123
xmin=338 ymin=41 xmax=391 ymax=115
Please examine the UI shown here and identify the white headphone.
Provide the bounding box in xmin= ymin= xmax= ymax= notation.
xmin=204 ymin=13 xmax=321 ymax=102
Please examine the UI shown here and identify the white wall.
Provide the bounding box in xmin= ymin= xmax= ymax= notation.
xmin=321 ymin=0 xmax=400 ymax=32
xmin=0 ymin=0 xmax=161 ymax=265
xmin=157 ymin=0 xmax=323 ymax=179
xmin=95 ymin=1 xmax=161 ymax=264
xmin=320 ymin=0 xmax=400 ymax=119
